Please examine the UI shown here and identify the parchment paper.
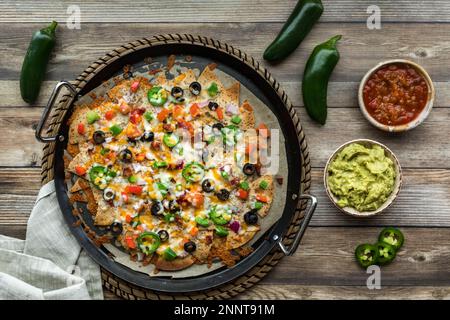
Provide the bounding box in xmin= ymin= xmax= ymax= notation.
xmin=73 ymin=58 xmax=288 ymax=278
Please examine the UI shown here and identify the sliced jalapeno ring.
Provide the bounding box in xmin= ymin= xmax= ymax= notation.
xmin=137 ymin=231 xmax=161 ymax=255
xmin=355 ymin=244 xmax=379 ymax=268
xmin=378 ymin=227 xmax=404 ymax=250
xmin=182 ymin=162 xmax=205 ymax=182
xmin=148 ymin=86 xmax=168 ymax=106
xmin=376 ymin=242 xmax=397 ymax=265
xmin=163 ymin=133 xmax=180 ymax=148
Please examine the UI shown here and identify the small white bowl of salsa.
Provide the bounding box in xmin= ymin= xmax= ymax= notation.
xmin=358 ymin=59 xmax=435 ymax=132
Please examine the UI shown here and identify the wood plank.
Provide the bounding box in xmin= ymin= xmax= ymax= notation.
xmin=2 ymin=1 xmax=450 ymax=23
xmin=237 ymin=285 xmax=450 ymax=300
xmin=1 ymin=167 xmax=449 ymax=228
xmin=4 ymin=223 xmax=450 ymax=287
xmin=0 ymin=106 xmax=449 ymax=168
xmin=3 ymin=80 xmax=450 ymax=109
xmin=2 ymin=23 xmax=450 ymax=82
xmin=310 ymin=169 xmax=450 ymax=227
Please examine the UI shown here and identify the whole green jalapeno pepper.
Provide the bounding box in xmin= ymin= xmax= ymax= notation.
xmin=302 ymin=35 xmax=342 ymax=125
xmin=20 ymin=21 xmax=58 ymax=104
xmin=263 ymin=0 xmax=323 ymax=62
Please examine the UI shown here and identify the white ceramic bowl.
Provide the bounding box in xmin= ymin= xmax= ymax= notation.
xmin=358 ymin=59 xmax=435 ymax=132
xmin=324 ymin=139 xmax=402 ymax=218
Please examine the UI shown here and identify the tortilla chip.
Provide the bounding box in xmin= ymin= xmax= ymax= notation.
xmin=197 ymin=65 xmax=224 ymax=91
xmin=66 ymin=143 xmax=80 ymax=157
xmin=192 ymin=230 xmax=214 ymax=263
xmin=153 ymin=256 xmax=195 ymax=271
xmin=216 ymin=82 xmax=239 ymax=109
xmin=225 ymin=225 xmax=260 ymax=250
xmin=68 ymin=105 xmax=90 ymax=144
xmin=67 ymin=148 xmax=90 ymax=175
xmin=69 ymin=178 xmax=90 ymax=193
xmin=166 ymin=69 xmax=197 ymax=89
xmin=239 ymin=100 xmax=256 ymax=130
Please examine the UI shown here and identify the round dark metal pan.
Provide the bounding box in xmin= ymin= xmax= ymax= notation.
xmin=35 ymin=35 xmax=317 ymax=293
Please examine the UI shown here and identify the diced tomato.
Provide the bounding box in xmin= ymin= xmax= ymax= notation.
xmin=136 ymin=224 xmax=144 ymax=232
xmin=256 ymin=194 xmax=268 ymax=203
xmin=129 ymin=110 xmax=142 ymax=125
xmin=177 ymin=119 xmax=194 ymax=136
xmin=135 ymin=153 xmax=146 ymax=162
xmin=105 ymin=110 xmax=116 ymax=120
xmin=130 ymin=81 xmax=140 ymax=93
xmin=237 ymin=189 xmax=248 ymax=200
xmin=257 ymin=123 xmax=270 ymax=138
xmin=216 ymin=107 xmax=224 ymax=120
xmin=189 ymin=103 xmax=201 ymax=117
xmin=119 ymin=102 xmax=131 ymax=115
xmin=187 ymin=192 xmax=204 ymax=208
xmin=125 ymin=236 xmax=136 ymax=249
xmin=75 ymin=166 xmax=86 ymax=176
xmin=77 ymin=123 xmax=85 ymax=135
xmin=189 ymin=227 xmax=199 ymax=237
xmin=157 ymin=108 xmax=171 ymax=122
xmin=173 ymin=105 xmax=185 ymax=119
xmin=125 ymin=214 xmax=132 ymax=223
xmin=125 ymin=185 xmax=143 ymax=195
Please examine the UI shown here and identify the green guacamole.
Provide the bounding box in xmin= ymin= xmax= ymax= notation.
xmin=327 ymin=143 xmax=396 ymax=211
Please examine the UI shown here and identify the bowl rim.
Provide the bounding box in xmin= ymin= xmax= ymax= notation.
xmin=323 ymin=139 xmax=402 ymax=218
xmin=358 ymin=59 xmax=435 ymax=132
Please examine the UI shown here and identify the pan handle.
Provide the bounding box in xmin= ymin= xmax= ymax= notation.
xmin=35 ymin=81 xmax=77 ymax=143
xmin=276 ymin=194 xmax=317 ymax=256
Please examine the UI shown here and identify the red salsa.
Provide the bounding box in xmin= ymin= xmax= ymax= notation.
xmin=363 ymin=63 xmax=428 ymax=126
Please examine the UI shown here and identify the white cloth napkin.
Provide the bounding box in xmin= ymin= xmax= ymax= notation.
xmin=0 ymin=181 xmax=103 ymax=300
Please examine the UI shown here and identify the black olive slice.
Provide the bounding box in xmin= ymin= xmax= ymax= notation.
xmin=110 ymin=221 xmax=123 ymax=236
xmin=142 ymin=131 xmax=154 ymax=142
xmin=93 ymin=130 xmax=105 ymax=144
xmin=243 ymin=163 xmax=256 ymax=176
xmin=208 ymin=101 xmax=219 ymax=111
xmin=151 ymin=201 xmax=164 ymax=216
xmin=216 ymin=189 xmax=230 ymax=201
xmin=171 ymin=86 xmax=184 ymax=98
xmin=184 ymin=241 xmax=197 ymax=253
xmin=212 ymin=123 xmax=224 ymax=131
xmin=244 ymin=210 xmax=259 ymax=225
xmin=201 ymin=179 xmax=214 ymax=193
xmin=189 ymin=82 xmax=202 ymax=96
xmin=103 ymin=188 xmax=115 ymax=201
xmin=119 ymin=148 xmax=133 ymax=162
xmin=158 ymin=230 xmax=169 ymax=242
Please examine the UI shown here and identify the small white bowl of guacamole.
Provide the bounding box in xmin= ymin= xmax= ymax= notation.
xmin=324 ymin=139 xmax=402 ymax=217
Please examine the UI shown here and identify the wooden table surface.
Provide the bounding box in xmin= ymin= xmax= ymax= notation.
xmin=2 ymin=0 xmax=450 ymax=300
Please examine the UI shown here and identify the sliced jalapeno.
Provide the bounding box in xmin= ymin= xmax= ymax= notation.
xmin=195 ymin=216 xmax=210 ymax=227
xmin=163 ymin=133 xmax=179 ymax=148
xmin=355 ymin=244 xmax=379 ymax=268
xmin=376 ymin=242 xmax=397 ymax=265
xmin=137 ymin=232 xmax=161 ymax=255
xmin=378 ymin=227 xmax=404 ymax=250
xmin=148 ymin=86 xmax=168 ymax=106
xmin=208 ymin=206 xmax=232 ymax=225
xmin=215 ymin=225 xmax=229 ymax=237
xmin=88 ymin=166 xmax=109 ymax=190
xmin=163 ymin=247 xmax=177 ymax=261
xmin=182 ymin=162 xmax=205 ymax=182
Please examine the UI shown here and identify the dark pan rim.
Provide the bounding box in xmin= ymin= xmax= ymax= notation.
xmin=52 ymin=39 xmax=303 ymax=293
